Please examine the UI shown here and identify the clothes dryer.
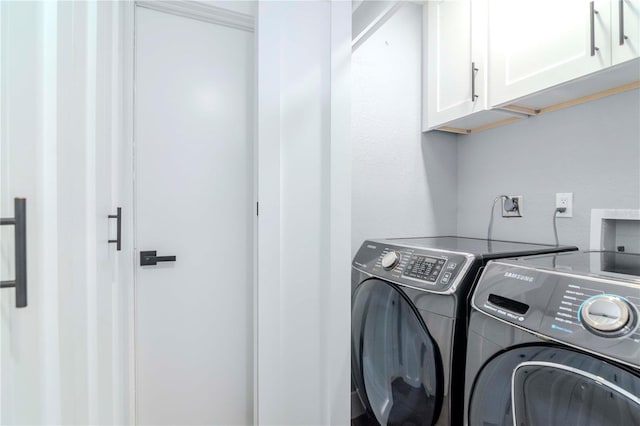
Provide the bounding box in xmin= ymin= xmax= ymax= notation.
xmin=351 ymin=237 xmax=577 ymax=426
xmin=465 ymin=251 xmax=640 ymax=426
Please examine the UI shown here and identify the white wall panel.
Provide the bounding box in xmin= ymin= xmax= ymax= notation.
xmin=257 ymin=2 xmax=351 ymax=424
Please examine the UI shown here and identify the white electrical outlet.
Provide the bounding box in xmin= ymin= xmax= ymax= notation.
xmin=556 ymin=192 xmax=573 ymax=218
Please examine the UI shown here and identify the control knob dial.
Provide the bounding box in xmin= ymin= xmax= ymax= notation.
xmin=381 ymin=251 xmax=401 ymax=270
xmin=580 ymin=295 xmax=631 ymax=334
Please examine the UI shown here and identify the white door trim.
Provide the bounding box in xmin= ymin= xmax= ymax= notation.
xmin=136 ymin=1 xmax=254 ymax=32
xmin=117 ymin=1 xmax=136 ymax=425
xmin=119 ymin=3 xmax=135 ymax=423
xmin=119 ymin=1 xmax=257 ymax=423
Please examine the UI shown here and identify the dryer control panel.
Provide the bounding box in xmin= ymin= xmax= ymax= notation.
xmin=473 ymin=261 xmax=640 ymax=369
xmin=352 ymin=240 xmax=473 ymax=294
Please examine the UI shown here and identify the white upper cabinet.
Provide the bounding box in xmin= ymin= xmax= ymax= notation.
xmin=612 ymin=0 xmax=640 ymax=64
xmin=422 ymin=0 xmax=639 ymax=134
xmin=423 ymin=0 xmax=493 ymax=130
xmin=489 ymin=0 xmax=611 ymax=106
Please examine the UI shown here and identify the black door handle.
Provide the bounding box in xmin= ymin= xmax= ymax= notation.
xmin=1 ymin=198 xmax=27 ymax=308
xmin=108 ymin=207 xmax=122 ymax=251
xmin=140 ymin=250 xmax=177 ymax=266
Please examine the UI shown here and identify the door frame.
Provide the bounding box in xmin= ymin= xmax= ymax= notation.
xmin=119 ymin=2 xmax=257 ymax=423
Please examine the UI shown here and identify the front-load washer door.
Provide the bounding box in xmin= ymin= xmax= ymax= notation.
xmin=468 ymin=345 xmax=640 ymax=426
xmin=352 ymin=279 xmax=443 ymax=426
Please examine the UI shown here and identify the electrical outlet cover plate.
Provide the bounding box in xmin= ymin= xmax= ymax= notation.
xmin=556 ymin=192 xmax=573 ymax=218
xmin=502 ymin=195 xmax=523 ymax=217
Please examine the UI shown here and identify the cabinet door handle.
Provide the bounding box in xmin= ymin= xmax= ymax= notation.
xmin=590 ymin=1 xmax=599 ymax=56
xmin=619 ymin=0 xmax=628 ymax=45
xmin=108 ymin=207 xmax=122 ymax=251
xmin=471 ymin=62 xmax=479 ymax=102
xmin=1 ymin=198 xmax=27 ymax=308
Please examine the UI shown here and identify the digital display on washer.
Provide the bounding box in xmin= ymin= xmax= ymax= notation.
xmin=403 ymin=255 xmax=445 ymax=282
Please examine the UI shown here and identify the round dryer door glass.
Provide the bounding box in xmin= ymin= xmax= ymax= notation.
xmin=352 ymin=279 xmax=442 ymax=426
xmin=469 ymin=346 xmax=640 ymax=426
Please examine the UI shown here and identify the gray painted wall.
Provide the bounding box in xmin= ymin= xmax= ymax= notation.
xmin=457 ymin=88 xmax=640 ymax=250
xmin=352 ymin=3 xmax=458 ymax=255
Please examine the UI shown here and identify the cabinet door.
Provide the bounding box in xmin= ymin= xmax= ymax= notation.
xmin=489 ymin=0 xmax=611 ymax=106
xmin=424 ymin=0 xmax=487 ymax=129
xmin=612 ymin=0 xmax=640 ymax=64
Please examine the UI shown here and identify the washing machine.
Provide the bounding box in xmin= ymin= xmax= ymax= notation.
xmin=351 ymin=237 xmax=577 ymax=426
xmin=465 ymin=250 xmax=640 ymax=426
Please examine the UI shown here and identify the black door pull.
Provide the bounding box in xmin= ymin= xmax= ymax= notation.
xmin=108 ymin=207 xmax=122 ymax=251
xmin=1 ymin=198 xmax=27 ymax=308
xmin=140 ymin=250 xmax=177 ymax=266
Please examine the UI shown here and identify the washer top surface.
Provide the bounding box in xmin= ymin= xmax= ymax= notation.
xmin=383 ymin=236 xmax=576 ymax=259
xmin=501 ymin=250 xmax=640 ymax=282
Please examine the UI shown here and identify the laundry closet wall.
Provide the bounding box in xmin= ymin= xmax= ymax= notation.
xmin=351 ymin=3 xmax=458 ymax=255
xmin=457 ymin=89 xmax=640 ymax=250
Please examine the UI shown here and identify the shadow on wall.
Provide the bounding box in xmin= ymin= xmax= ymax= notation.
xmin=421 ymin=131 xmax=458 ymax=236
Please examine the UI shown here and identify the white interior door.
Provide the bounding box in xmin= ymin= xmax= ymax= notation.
xmin=134 ymin=6 xmax=254 ymax=425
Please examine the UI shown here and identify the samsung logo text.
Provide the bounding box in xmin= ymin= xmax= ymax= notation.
xmin=504 ymin=272 xmax=534 ymax=283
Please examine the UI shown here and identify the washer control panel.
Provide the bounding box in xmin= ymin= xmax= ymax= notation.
xmin=352 ymin=241 xmax=471 ymax=293
xmin=403 ymin=255 xmax=447 ymax=282
xmin=473 ymin=262 xmax=640 ymax=368
xmin=543 ymin=280 xmax=638 ymax=342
